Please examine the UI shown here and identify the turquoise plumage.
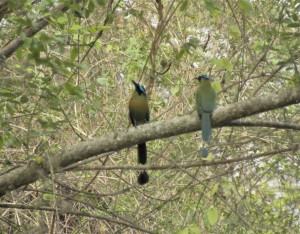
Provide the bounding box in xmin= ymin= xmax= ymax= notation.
xmin=194 ymin=75 xmax=216 ymax=157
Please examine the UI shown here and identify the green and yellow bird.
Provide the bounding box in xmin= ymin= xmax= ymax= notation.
xmin=194 ymin=74 xmax=216 ymax=157
xmin=129 ymin=80 xmax=150 ymax=185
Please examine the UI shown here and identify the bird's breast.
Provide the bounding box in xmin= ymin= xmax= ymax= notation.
xmin=129 ymin=96 xmax=149 ymax=123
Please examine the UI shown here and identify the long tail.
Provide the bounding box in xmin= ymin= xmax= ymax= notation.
xmin=138 ymin=143 xmax=147 ymax=164
xmin=201 ymin=112 xmax=212 ymax=142
xmin=138 ymin=171 xmax=149 ymax=185
xmin=137 ymin=143 xmax=149 ymax=185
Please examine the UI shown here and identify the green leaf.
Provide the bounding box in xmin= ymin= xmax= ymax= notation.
xmin=211 ymin=183 xmax=219 ymax=196
xmin=229 ymin=26 xmax=241 ymax=38
xmin=20 ymin=95 xmax=29 ymax=103
xmin=0 ymin=90 xmax=16 ymax=98
xmin=70 ymin=47 xmax=79 ymax=62
xmin=177 ymin=224 xmax=201 ymax=234
xmin=204 ymin=0 xmax=221 ymax=18
xmin=175 ymin=48 xmax=186 ymax=60
xmin=70 ymin=24 xmax=83 ymax=31
xmin=215 ymin=58 xmax=233 ymax=72
xmin=206 ymin=207 xmax=219 ymax=225
xmin=64 ymin=83 xmax=84 ymax=98
xmin=238 ymin=0 xmax=252 ymax=15
xmin=170 ymin=86 xmax=180 ymax=96
xmin=204 ymin=1 xmax=221 ymax=12
xmin=92 ymin=0 xmax=107 ymax=6
xmin=57 ymin=16 xmax=68 ymax=25
xmin=6 ymin=103 xmax=15 ymax=115
xmin=180 ymin=0 xmax=189 ymax=11
xmin=96 ymin=78 xmax=109 ymax=85
xmin=287 ymin=22 xmax=300 ymax=28
xmin=211 ymin=81 xmax=222 ymax=93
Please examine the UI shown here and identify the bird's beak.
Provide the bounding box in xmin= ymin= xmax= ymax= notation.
xmin=132 ymin=80 xmax=138 ymax=86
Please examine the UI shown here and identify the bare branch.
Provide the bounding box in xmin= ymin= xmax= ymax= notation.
xmin=0 ymin=86 xmax=299 ymax=196
xmin=227 ymin=120 xmax=300 ymax=130
xmin=68 ymin=147 xmax=295 ymax=171
xmin=0 ymin=203 xmax=155 ymax=234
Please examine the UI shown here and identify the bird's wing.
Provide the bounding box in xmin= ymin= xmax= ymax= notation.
xmin=201 ymin=89 xmax=216 ymax=113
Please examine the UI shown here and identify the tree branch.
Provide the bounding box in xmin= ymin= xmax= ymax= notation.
xmin=0 ymin=203 xmax=155 ymax=234
xmin=0 ymin=86 xmax=299 ymax=197
xmin=0 ymin=0 xmax=82 ymax=62
xmin=67 ymin=146 xmax=295 ymax=171
xmin=227 ymin=120 xmax=300 ymax=130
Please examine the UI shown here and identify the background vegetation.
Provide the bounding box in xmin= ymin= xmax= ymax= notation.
xmin=0 ymin=0 xmax=299 ymax=233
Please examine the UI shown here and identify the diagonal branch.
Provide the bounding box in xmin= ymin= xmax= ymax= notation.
xmin=0 ymin=0 xmax=82 ymax=62
xmin=68 ymin=146 xmax=295 ymax=172
xmin=0 ymin=203 xmax=155 ymax=234
xmin=0 ymin=86 xmax=300 ymax=197
xmin=227 ymin=120 xmax=300 ymax=130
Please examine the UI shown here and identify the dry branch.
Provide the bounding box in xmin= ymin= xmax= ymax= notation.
xmin=0 ymin=86 xmax=300 ymax=197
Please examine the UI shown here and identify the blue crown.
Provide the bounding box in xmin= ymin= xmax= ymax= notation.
xmin=198 ymin=74 xmax=210 ymax=80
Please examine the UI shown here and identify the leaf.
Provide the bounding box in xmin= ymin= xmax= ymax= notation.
xmin=175 ymin=48 xmax=186 ymax=60
xmin=70 ymin=24 xmax=83 ymax=31
xmin=287 ymin=22 xmax=300 ymax=28
xmin=206 ymin=207 xmax=219 ymax=225
xmin=211 ymin=183 xmax=219 ymax=196
xmin=57 ymin=16 xmax=68 ymax=25
xmin=6 ymin=103 xmax=15 ymax=115
xmin=204 ymin=0 xmax=221 ymax=12
xmin=215 ymin=58 xmax=233 ymax=72
xmin=20 ymin=95 xmax=29 ymax=103
xmin=238 ymin=0 xmax=252 ymax=15
xmin=64 ymin=83 xmax=84 ymax=98
xmin=204 ymin=0 xmax=221 ymax=18
xmin=229 ymin=26 xmax=241 ymax=39
xmin=212 ymin=81 xmax=222 ymax=93
xmin=180 ymin=0 xmax=189 ymax=11
xmin=0 ymin=90 xmax=16 ymax=98
xmin=177 ymin=224 xmax=201 ymax=234
xmin=92 ymin=0 xmax=107 ymax=6
xmin=70 ymin=47 xmax=79 ymax=62
xmin=170 ymin=86 xmax=180 ymax=96
xmin=96 ymin=78 xmax=109 ymax=85
xmin=34 ymin=155 xmax=43 ymax=164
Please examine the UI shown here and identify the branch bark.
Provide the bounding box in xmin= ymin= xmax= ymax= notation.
xmin=0 ymin=0 xmax=82 ymax=62
xmin=0 ymin=86 xmax=300 ymax=197
xmin=0 ymin=203 xmax=155 ymax=234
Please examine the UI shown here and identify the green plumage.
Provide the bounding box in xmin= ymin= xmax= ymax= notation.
xmin=195 ymin=75 xmax=216 ymax=154
xmin=129 ymin=80 xmax=150 ymax=185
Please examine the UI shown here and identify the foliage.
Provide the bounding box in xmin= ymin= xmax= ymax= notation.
xmin=0 ymin=0 xmax=299 ymax=233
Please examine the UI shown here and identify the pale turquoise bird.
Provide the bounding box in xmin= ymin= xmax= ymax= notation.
xmin=194 ymin=74 xmax=216 ymax=156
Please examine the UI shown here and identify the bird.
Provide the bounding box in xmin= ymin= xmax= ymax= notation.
xmin=129 ymin=79 xmax=150 ymax=185
xmin=194 ymin=74 xmax=216 ymax=157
